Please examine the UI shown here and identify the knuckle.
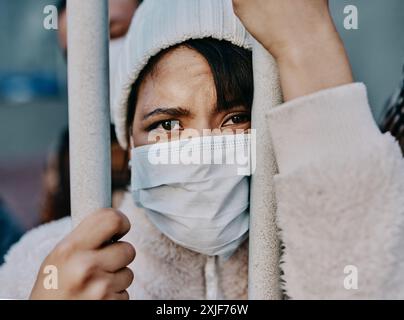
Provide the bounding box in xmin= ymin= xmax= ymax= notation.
xmin=70 ymin=254 xmax=98 ymax=287
xmin=53 ymin=240 xmax=75 ymax=260
xmin=122 ymin=242 xmax=136 ymax=261
xmin=109 ymin=214 xmax=123 ymax=231
xmin=80 ymin=254 xmax=98 ymax=276
xmin=102 ymin=209 xmax=126 ymax=231
xmin=125 ymin=267 xmax=135 ymax=285
xmin=67 ymin=269 xmax=87 ymax=292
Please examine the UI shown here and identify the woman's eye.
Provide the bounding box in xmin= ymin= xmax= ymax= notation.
xmin=223 ymin=114 xmax=251 ymax=126
xmin=157 ymin=120 xmax=181 ymax=131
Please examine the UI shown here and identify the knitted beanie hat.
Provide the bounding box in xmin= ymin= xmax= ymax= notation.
xmin=111 ymin=0 xmax=253 ymax=149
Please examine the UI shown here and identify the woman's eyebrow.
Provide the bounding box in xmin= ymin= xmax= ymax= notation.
xmin=142 ymin=107 xmax=191 ymax=120
xmin=213 ymin=103 xmax=249 ymax=114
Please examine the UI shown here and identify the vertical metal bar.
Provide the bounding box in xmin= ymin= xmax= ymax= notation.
xmin=248 ymin=40 xmax=283 ymax=300
xmin=67 ymin=0 xmax=111 ymax=226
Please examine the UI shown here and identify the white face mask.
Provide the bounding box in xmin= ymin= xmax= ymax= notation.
xmin=130 ymin=134 xmax=253 ymax=259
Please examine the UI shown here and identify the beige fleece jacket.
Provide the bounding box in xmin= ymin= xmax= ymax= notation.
xmin=1 ymin=83 xmax=404 ymax=299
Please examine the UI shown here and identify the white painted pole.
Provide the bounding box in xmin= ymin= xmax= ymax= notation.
xmin=248 ymin=39 xmax=283 ymax=299
xmin=67 ymin=0 xmax=111 ymax=226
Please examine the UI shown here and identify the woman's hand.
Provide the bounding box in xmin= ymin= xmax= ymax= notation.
xmin=232 ymin=0 xmax=334 ymax=59
xmin=232 ymin=0 xmax=353 ymax=100
xmin=30 ymin=209 xmax=136 ymax=300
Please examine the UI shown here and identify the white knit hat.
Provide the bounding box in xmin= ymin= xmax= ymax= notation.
xmin=111 ymin=0 xmax=253 ymax=149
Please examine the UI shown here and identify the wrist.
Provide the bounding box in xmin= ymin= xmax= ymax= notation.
xmin=275 ymin=32 xmax=354 ymax=101
xmin=268 ymin=11 xmax=340 ymax=59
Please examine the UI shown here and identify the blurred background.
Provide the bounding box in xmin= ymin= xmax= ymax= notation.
xmin=0 ymin=0 xmax=403 ymax=234
xmin=0 ymin=0 xmax=67 ymax=231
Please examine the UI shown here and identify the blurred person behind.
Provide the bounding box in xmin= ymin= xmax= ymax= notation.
xmin=0 ymin=0 xmax=139 ymax=262
xmin=0 ymin=198 xmax=23 ymax=265
xmin=37 ymin=0 xmax=140 ymax=224
xmin=40 ymin=126 xmax=130 ymax=224
xmin=57 ymin=0 xmax=141 ymax=50
xmin=57 ymin=0 xmax=142 ymax=96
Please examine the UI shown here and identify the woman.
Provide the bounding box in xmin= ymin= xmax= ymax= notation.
xmin=1 ymin=0 xmax=404 ymax=299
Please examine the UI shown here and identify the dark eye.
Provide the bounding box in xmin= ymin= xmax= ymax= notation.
xmin=223 ymin=114 xmax=251 ymax=126
xmin=157 ymin=120 xmax=181 ymax=131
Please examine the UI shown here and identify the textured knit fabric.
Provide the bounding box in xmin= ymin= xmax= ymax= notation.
xmin=111 ymin=0 xmax=254 ymax=149
xmin=2 ymin=83 xmax=404 ymax=299
xmin=267 ymin=83 xmax=404 ymax=299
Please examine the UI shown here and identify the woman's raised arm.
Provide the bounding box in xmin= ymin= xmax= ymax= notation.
xmin=232 ymin=0 xmax=353 ymax=101
xmin=234 ymin=0 xmax=404 ymax=299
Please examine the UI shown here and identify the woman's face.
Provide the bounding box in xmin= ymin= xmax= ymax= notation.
xmin=130 ymin=46 xmax=251 ymax=147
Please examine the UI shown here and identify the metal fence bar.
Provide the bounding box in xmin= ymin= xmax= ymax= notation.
xmin=248 ymin=39 xmax=283 ymax=300
xmin=67 ymin=0 xmax=111 ymax=225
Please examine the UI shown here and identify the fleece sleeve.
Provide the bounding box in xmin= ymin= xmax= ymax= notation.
xmin=267 ymin=83 xmax=404 ymax=299
xmin=0 ymin=217 xmax=71 ymax=299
